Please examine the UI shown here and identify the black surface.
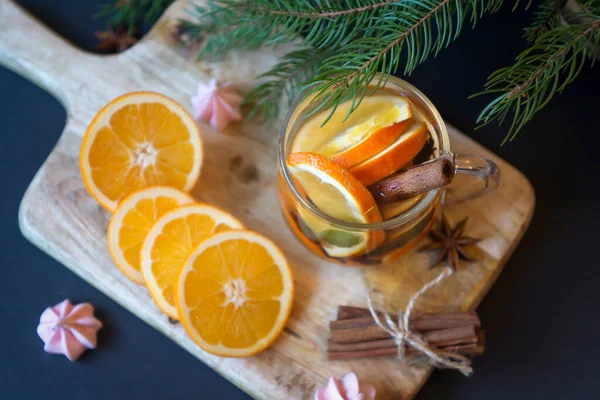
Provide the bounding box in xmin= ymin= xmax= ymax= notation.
xmin=1 ymin=2 xmax=599 ymax=399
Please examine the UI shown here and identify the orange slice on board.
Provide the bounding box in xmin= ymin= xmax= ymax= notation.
xmin=141 ymin=204 xmax=244 ymax=319
xmin=107 ymin=187 xmax=194 ymax=284
xmin=287 ymin=152 xmax=384 ymax=257
xmin=349 ymin=120 xmax=429 ymax=187
xmin=80 ymin=91 xmax=203 ymax=211
xmin=176 ymin=230 xmax=294 ymax=357
xmin=291 ymin=95 xmax=412 ymax=154
xmin=329 ymin=120 xmax=409 ymax=169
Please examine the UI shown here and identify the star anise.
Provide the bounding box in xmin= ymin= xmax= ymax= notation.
xmin=96 ymin=26 xmax=138 ymax=53
xmin=419 ymin=214 xmax=480 ymax=271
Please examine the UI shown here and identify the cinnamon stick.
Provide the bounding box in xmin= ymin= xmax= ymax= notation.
xmin=330 ymin=324 xmax=390 ymax=344
xmin=328 ymin=338 xmax=397 ymax=352
xmin=433 ymin=331 xmax=479 ymax=348
xmin=327 ymin=327 xmax=478 ymax=353
xmin=337 ymin=305 xmax=376 ymax=320
xmin=329 ymin=316 xmax=379 ymax=330
xmin=331 ymin=308 xmax=480 ymax=333
xmin=476 ymin=329 xmax=485 ymax=346
xmin=423 ymin=325 xmax=476 ymax=344
xmin=430 ymin=344 xmax=485 ymax=357
xmin=330 ymin=324 xmax=477 ymax=345
xmin=369 ymin=155 xmax=455 ymax=205
xmin=411 ymin=312 xmax=481 ymax=331
xmin=327 ymin=343 xmax=485 ymax=361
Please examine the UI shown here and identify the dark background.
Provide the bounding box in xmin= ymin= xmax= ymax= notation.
xmin=1 ymin=1 xmax=599 ymax=399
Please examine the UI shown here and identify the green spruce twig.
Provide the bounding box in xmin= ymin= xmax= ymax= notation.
xmin=523 ymin=0 xmax=567 ymax=43
xmin=185 ymin=0 xmax=404 ymax=59
xmin=474 ymin=16 xmax=600 ymax=143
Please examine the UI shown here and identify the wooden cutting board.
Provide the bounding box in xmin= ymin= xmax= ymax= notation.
xmin=1 ymin=1 xmax=535 ymax=399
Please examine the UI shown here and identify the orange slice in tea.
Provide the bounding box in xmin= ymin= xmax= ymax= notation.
xmin=349 ymin=120 xmax=429 ymax=187
xmin=107 ymin=187 xmax=195 ymax=284
xmin=291 ymin=95 xmax=412 ymax=155
xmin=176 ymin=230 xmax=294 ymax=357
xmin=329 ymin=120 xmax=409 ymax=169
xmin=80 ymin=91 xmax=203 ymax=211
xmin=287 ymin=152 xmax=385 ymax=257
xmin=141 ymin=204 xmax=244 ymax=319
xmin=379 ymin=194 xmax=425 ymax=220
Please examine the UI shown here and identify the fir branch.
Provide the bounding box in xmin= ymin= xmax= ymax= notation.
xmin=181 ymin=0 xmax=599 ymax=142
xmin=185 ymin=1 xmax=407 ymax=58
xmin=523 ymin=0 xmax=567 ymax=43
xmin=475 ymin=18 xmax=600 ymax=143
xmin=304 ymin=0 xmax=507 ymax=123
xmin=332 ymin=0 xmax=452 ymax=84
xmin=97 ymin=0 xmax=175 ymax=33
xmin=243 ymin=48 xmax=330 ymax=120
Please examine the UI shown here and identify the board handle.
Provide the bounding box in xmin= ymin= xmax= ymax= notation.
xmin=0 ymin=1 xmax=93 ymax=109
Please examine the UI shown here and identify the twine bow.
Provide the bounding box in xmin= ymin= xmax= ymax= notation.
xmin=366 ymin=267 xmax=473 ymax=376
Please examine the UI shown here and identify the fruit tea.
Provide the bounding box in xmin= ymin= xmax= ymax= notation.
xmin=278 ymin=82 xmax=444 ymax=266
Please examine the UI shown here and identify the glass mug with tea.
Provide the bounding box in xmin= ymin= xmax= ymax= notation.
xmin=278 ymin=75 xmax=500 ymax=266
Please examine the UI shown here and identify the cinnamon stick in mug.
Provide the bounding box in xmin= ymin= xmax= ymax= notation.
xmin=369 ymin=155 xmax=455 ymax=204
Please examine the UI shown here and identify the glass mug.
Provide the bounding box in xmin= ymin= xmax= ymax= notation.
xmin=277 ymin=75 xmax=500 ymax=267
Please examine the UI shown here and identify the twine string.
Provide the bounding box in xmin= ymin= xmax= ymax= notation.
xmin=367 ymin=267 xmax=473 ymax=376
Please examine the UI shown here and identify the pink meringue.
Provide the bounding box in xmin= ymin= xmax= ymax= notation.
xmin=315 ymin=373 xmax=376 ymax=400
xmin=191 ymin=79 xmax=243 ymax=131
xmin=37 ymin=299 xmax=103 ymax=361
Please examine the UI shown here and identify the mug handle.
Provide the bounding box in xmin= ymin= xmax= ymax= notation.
xmin=443 ymin=154 xmax=501 ymax=205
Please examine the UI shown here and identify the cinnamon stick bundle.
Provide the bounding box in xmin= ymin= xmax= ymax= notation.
xmin=327 ymin=305 xmax=485 ymax=361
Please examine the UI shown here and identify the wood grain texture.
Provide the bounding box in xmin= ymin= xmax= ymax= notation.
xmin=0 ymin=1 xmax=535 ymax=399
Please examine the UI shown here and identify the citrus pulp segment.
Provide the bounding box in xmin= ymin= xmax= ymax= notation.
xmin=141 ymin=204 xmax=244 ymax=319
xmin=176 ymin=230 xmax=294 ymax=357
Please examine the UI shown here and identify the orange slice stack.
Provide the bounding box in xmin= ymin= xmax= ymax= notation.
xmin=80 ymin=91 xmax=294 ymax=358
